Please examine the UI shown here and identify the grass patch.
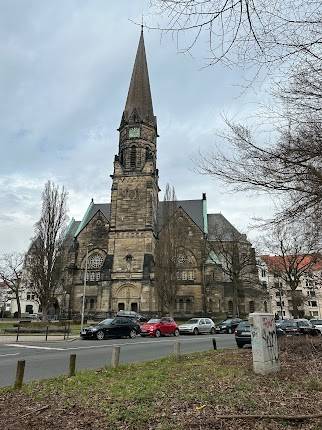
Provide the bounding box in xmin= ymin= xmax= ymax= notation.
xmin=1 ymin=345 xmax=322 ymax=430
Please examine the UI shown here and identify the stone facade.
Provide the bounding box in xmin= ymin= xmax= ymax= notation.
xmin=62 ymin=30 xmax=267 ymax=319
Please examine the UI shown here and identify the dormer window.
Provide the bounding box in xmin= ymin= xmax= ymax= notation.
xmin=128 ymin=127 xmax=140 ymax=138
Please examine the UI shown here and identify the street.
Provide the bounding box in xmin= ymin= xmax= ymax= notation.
xmin=0 ymin=334 xmax=235 ymax=387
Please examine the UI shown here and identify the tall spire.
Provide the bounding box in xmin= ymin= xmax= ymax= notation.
xmin=122 ymin=28 xmax=155 ymax=127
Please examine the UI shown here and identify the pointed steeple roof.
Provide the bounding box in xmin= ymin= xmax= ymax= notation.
xmin=122 ymin=28 xmax=155 ymax=127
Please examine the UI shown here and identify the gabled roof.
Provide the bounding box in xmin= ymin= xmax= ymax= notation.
xmin=65 ymin=218 xmax=81 ymax=238
xmin=157 ymin=199 xmax=205 ymax=232
xmin=74 ymin=202 xmax=111 ymax=237
xmin=123 ymin=29 xmax=155 ymax=127
xmin=207 ymin=213 xmax=242 ymax=241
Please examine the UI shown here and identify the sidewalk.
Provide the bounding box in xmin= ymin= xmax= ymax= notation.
xmin=0 ymin=335 xmax=77 ymax=343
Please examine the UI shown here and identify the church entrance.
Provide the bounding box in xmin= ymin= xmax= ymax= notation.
xmin=131 ymin=302 xmax=138 ymax=312
xmin=118 ymin=302 xmax=125 ymax=311
xmin=114 ymin=284 xmax=141 ymax=313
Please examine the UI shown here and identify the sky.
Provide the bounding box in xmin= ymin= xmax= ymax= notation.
xmin=0 ymin=0 xmax=275 ymax=253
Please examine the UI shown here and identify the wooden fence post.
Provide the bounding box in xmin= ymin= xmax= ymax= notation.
xmin=111 ymin=346 xmax=120 ymax=368
xmin=69 ymin=354 xmax=76 ymax=377
xmin=14 ymin=360 xmax=25 ymax=389
xmin=174 ymin=341 xmax=181 ymax=361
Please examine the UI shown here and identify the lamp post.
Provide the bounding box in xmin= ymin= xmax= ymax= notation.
xmin=81 ymin=243 xmax=93 ymax=332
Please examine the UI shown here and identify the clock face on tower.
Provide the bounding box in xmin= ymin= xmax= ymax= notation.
xmin=128 ymin=127 xmax=140 ymax=138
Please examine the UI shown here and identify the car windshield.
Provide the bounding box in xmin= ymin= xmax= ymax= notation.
xmin=147 ymin=319 xmax=160 ymax=323
xmin=221 ymin=320 xmax=232 ymax=325
xmin=281 ymin=321 xmax=297 ymax=328
xmin=186 ymin=319 xmax=200 ymax=324
xmin=311 ymin=320 xmax=322 ymax=325
xmin=237 ymin=321 xmax=250 ymax=329
xmin=98 ymin=319 xmax=113 ymax=326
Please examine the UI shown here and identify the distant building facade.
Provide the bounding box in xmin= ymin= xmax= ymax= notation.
xmin=258 ymin=256 xmax=322 ymax=319
xmin=61 ymin=30 xmax=266 ymax=319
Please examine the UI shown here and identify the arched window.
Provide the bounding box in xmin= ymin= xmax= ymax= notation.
xmin=249 ymin=301 xmax=255 ymax=313
xmin=228 ymin=300 xmax=233 ymax=314
xmin=264 ymin=301 xmax=268 ymax=312
xmin=130 ymin=145 xmax=136 ymax=168
xmin=88 ymin=253 xmax=104 ymax=269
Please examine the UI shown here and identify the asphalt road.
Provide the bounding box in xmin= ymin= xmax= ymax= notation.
xmin=0 ymin=334 xmax=236 ymax=387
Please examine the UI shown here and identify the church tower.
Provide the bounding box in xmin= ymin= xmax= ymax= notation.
xmin=108 ymin=28 xmax=159 ymax=313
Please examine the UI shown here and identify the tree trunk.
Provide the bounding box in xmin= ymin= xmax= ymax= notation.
xmin=41 ymin=304 xmax=48 ymax=322
xmin=16 ymin=295 xmax=22 ymax=319
xmin=232 ymin=277 xmax=239 ymax=317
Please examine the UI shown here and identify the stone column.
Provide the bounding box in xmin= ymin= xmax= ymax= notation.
xmin=249 ymin=312 xmax=280 ymax=375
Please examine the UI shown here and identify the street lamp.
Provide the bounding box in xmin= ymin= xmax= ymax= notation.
xmin=80 ymin=243 xmax=93 ymax=332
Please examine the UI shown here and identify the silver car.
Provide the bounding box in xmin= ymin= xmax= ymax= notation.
xmin=178 ymin=318 xmax=216 ymax=335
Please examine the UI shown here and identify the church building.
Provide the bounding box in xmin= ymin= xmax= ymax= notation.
xmin=63 ymin=29 xmax=266 ymax=319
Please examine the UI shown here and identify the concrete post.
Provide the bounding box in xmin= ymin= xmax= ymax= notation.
xmin=111 ymin=346 xmax=120 ymax=368
xmin=174 ymin=341 xmax=181 ymax=361
xmin=249 ymin=313 xmax=280 ymax=375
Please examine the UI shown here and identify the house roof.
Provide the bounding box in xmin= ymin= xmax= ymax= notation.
xmin=260 ymin=255 xmax=322 ymax=272
xmin=157 ymin=199 xmax=205 ymax=232
xmin=207 ymin=213 xmax=242 ymax=241
xmin=74 ymin=202 xmax=111 ymax=237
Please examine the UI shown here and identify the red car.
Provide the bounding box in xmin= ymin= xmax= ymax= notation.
xmin=140 ymin=317 xmax=179 ymax=337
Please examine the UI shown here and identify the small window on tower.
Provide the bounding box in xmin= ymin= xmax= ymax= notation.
xmin=130 ymin=146 xmax=136 ymax=168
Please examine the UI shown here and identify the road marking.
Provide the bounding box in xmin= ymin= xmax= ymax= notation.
xmin=5 ymin=344 xmax=64 ymax=351
xmin=0 ymin=353 xmax=20 ymax=357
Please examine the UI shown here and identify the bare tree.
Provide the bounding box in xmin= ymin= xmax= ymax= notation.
xmin=150 ymin=0 xmax=321 ymax=67
xmin=198 ymin=59 xmax=322 ymax=228
xmin=206 ymin=222 xmax=258 ymax=317
xmin=0 ymin=253 xmax=24 ymax=318
xmin=26 ymin=181 xmax=68 ymax=320
xmin=155 ymin=184 xmax=189 ymax=316
xmin=261 ymin=223 xmax=321 ymax=318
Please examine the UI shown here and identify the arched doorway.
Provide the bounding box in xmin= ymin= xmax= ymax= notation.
xmin=114 ymin=284 xmax=141 ymax=312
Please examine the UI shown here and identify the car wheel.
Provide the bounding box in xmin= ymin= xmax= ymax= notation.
xmin=174 ymin=329 xmax=179 ymax=337
xmin=193 ymin=327 xmax=199 ymax=335
xmin=228 ymin=328 xmax=232 ymax=334
xmin=155 ymin=329 xmax=161 ymax=338
xmin=129 ymin=329 xmax=137 ymax=339
xmin=96 ymin=330 xmax=104 ymax=340
xmin=210 ymin=327 xmax=215 ymax=334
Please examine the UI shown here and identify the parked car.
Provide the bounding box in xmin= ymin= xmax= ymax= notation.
xmin=80 ymin=317 xmax=140 ymax=340
xmin=216 ymin=318 xmax=243 ymax=334
xmin=278 ymin=319 xmax=321 ymax=336
xmin=178 ymin=318 xmax=216 ymax=335
xmin=235 ymin=320 xmax=284 ymax=348
xmin=310 ymin=319 xmax=322 ymax=333
xmin=140 ymin=317 xmax=179 ymax=337
xmin=116 ymin=310 xmax=148 ymax=324
xmin=235 ymin=320 xmax=252 ymax=348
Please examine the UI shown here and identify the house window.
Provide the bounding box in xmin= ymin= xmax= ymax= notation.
xmin=228 ymin=300 xmax=233 ymax=314
xmin=249 ymin=301 xmax=255 ymax=313
xmin=309 ymin=301 xmax=317 ymax=307
xmin=308 ymin=290 xmax=316 ymax=297
xmin=264 ymin=301 xmax=268 ymax=312
xmin=26 ymin=293 xmax=31 ymax=300
xmin=261 ymin=281 xmax=267 ymax=288
xmin=89 ymin=298 xmax=95 ymax=310
xmin=276 ymin=301 xmax=285 ymax=307
xmin=86 ymin=272 xmax=101 ymax=282
xmin=261 ymin=269 xmax=266 ymax=278
xmin=275 ymin=291 xmax=283 ymax=297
